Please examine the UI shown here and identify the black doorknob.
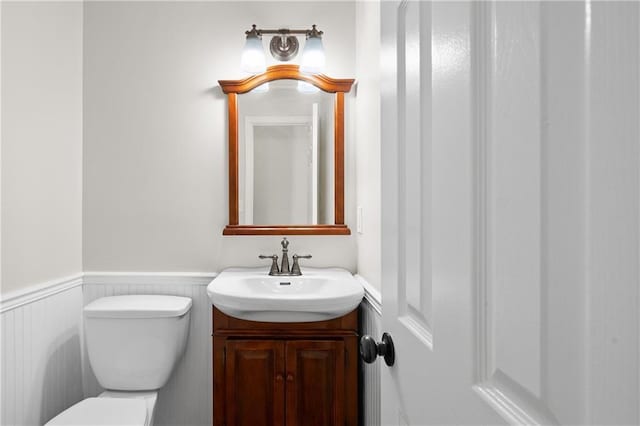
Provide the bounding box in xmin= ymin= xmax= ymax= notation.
xmin=360 ymin=332 xmax=395 ymax=366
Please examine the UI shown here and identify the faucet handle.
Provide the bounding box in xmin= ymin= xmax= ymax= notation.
xmin=291 ymin=254 xmax=312 ymax=276
xmin=259 ymin=254 xmax=279 ymax=276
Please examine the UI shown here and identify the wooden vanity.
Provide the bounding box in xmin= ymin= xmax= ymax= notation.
xmin=212 ymin=306 xmax=359 ymax=426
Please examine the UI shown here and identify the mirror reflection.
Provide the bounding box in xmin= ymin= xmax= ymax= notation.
xmin=237 ymin=79 xmax=335 ymax=225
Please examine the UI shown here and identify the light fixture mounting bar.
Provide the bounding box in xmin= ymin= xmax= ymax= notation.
xmin=245 ymin=24 xmax=323 ymax=37
xmin=255 ymin=29 xmax=310 ymax=35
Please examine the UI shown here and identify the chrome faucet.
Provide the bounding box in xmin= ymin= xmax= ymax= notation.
xmin=258 ymin=238 xmax=312 ymax=276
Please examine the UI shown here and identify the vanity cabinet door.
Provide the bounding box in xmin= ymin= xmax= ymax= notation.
xmin=285 ymin=340 xmax=345 ymax=426
xmin=224 ymin=340 xmax=286 ymax=426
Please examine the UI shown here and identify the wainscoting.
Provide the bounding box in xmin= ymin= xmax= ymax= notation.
xmin=0 ymin=272 xmax=214 ymax=426
xmin=82 ymin=273 xmax=215 ymax=426
xmin=1 ymin=272 xmax=381 ymax=426
xmin=358 ymin=275 xmax=382 ymax=426
xmin=0 ymin=276 xmax=84 ymax=426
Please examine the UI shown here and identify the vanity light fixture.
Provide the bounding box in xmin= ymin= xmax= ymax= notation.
xmin=240 ymin=24 xmax=326 ymax=75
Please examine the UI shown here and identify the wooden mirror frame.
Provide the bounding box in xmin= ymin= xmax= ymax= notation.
xmin=219 ymin=65 xmax=355 ymax=236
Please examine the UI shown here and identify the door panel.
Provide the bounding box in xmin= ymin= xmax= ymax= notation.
xmin=473 ymin=3 xmax=550 ymax=420
xmin=490 ymin=0 xmax=542 ymax=398
xmin=225 ymin=340 xmax=285 ymax=426
xmin=398 ymin=0 xmax=433 ymax=346
xmin=381 ymin=1 xmax=640 ymax=425
xmin=285 ymin=340 xmax=345 ymax=426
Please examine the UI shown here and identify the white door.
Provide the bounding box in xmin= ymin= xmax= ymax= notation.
xmin=379 ymin=1 xmax=640 ymax=425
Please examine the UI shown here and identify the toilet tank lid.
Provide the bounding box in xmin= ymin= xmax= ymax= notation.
xmin=84 ymin=295 xmax=192 ymax=318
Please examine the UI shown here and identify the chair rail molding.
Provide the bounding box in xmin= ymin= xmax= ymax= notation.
xmin=0 ymin=273 xmax=84 ymax=313
xmin=356 ymin=274 xmax=382 ymax=315
xmin=82 ymin=271 xmax=218 ymax=286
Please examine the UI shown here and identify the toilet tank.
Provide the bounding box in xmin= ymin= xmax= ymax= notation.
xmin=84 ymin=295 xmax=192 ymax=391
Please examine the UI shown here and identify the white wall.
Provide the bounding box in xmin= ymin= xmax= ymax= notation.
xmin=82 ymin=1 xmax=357 ymax=273
xmin=354 ymin=1 xmax=381 ymax=290
xmin=1 ymin=1 xmax=83 ymax=295
xmin=1 ymin=4 xmax=84 ymax=423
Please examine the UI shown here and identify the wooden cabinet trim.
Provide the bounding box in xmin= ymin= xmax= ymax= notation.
xmin=212 ymin=306 xmax=358 ymax=333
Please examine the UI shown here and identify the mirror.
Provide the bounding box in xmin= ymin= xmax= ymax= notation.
xmin=219 ymin=65 xmax=354 ymax=235
xmin=238 ymin=80 xmax=335 ymax=226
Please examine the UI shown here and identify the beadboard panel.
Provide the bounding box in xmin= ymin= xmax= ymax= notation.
xmin=360 ymin=289 xmax=382 ymax=426
xmin=0 ymin=284 xmax=84 ymax=426
xmin=82 ymin=274 xmax=214 ymax=426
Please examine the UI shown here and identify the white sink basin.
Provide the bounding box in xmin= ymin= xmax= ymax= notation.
xmin=207 ymin=267 xmax=364 ymax=322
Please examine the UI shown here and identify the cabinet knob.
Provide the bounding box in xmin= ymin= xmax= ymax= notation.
xmin=286 ymin=373 xmax=294 ymax=382
xmin=360 ymin=332 xmax=395 ymax=366
xmin=276 ymin=374 xmax=283 ymax=382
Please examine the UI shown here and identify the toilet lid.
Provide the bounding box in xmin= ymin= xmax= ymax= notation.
xmin=46 ymin=397 xmax=148 ymax=426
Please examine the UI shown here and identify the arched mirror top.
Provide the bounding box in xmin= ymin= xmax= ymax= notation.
xmin=219 ymin=64 xmax=355 ymax=94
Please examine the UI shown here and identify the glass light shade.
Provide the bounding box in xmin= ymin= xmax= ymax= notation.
xmin=300 ymin=36 xmax=325 ymax=74
xmin=241 ymin=35 xmax=266 ymax=74
xmin=297 ymin=81 xmax=319 ymax=93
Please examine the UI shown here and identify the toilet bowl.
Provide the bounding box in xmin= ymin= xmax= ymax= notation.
xmin=45 ymin=295 xmax=192 ymax=426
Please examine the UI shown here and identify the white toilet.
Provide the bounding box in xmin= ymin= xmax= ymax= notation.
xmin=46 ymin=295 xmax=192 ymax=426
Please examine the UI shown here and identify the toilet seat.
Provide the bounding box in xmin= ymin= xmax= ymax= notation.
xmin=45 ymin=397 xmax=148 ymax=426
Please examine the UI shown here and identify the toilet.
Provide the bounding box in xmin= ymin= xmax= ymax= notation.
xmin=46 ymin=295 xmax=192 ymax=426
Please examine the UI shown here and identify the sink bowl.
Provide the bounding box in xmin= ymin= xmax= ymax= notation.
xmin=207 ymin=267 xmax=364 ymax=322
